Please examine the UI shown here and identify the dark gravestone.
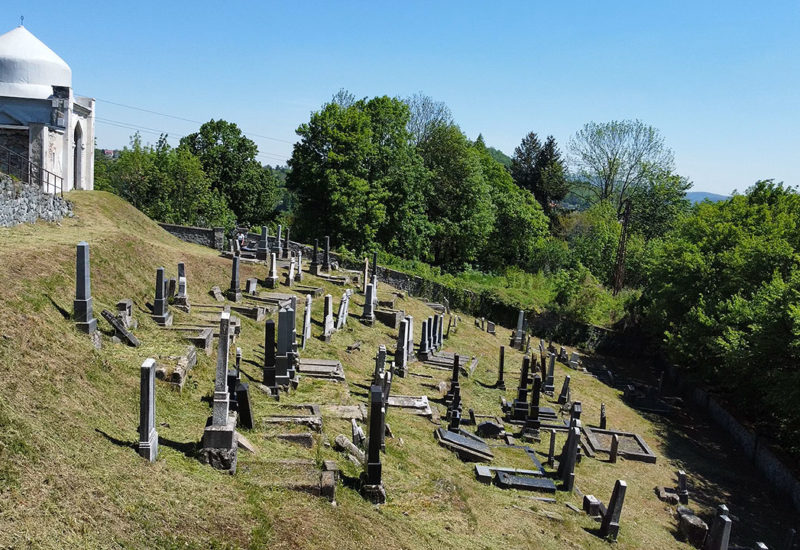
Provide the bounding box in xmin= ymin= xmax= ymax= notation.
xmin=512 ymin=356 xmax=531 ymax=421
xmin=167 ymin=277 xmax=177 ymax=299
xmin=152 ymin=267 xmax=173 ymax=326
xmin=371 ymin=251 xmax=378 ymax=280
xmin=101 ymin=309 xmax=140 ymax=347
xmin=138 ymin=358 xmax=158 ymax=462
xmin=524 ymin=374 xmax=542 ymax=433
xmin=496 ymin=346 xmax=506 ymax=389
xmin=236 ymin=383 xmax=253 ymax=429
xmin=417 ymin=320 xmax=430 ymax=360
xmin=322 ymin=235 xmax=331 ymax=272
xmin=257 ymin=226 xmax=269 ymax=260
xmin=360 ymin=385 xmax=386 ymax=503
xmin=600 ymin=480 xmax=627 ymax=540
xmin=311 ymin=238 xmax=319 ymax=271
xmin=227 ymin=256 xmax=242 ymax=302
xmin=476 ymin=421 xmax=504 ymax=438
xmin=73 ymin=241 xmax=98 ymax=333
xmin=434 ymin=428 xmax=494 ymax=462
xmin=283 ymin=227 xmax=290 ymax=258
xmin=558 ymin=375 xmax=572 ymax=405
xmin=495 ymin=471 xmax=556 ymax=493
xmin=263 ymin=319 xmax=277 ymax=390
xmin=600 ymin=403 xmax=607 ymax=430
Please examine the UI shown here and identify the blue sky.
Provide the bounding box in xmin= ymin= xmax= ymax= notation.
xmin=5 ymin=1 xmax=798 ymax=195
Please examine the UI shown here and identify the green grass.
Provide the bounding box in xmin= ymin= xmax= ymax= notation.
xmin=0 ymin=191 xmax=794 ymax=548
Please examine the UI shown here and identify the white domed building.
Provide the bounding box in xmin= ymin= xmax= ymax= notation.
xmin=0 ymin=25 xmax=94 ymax=192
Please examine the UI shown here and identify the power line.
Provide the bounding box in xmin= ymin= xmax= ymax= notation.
xmin=89 ymin=96 xmax=295 ymax=144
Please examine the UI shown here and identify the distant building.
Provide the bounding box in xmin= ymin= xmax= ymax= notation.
xmin=0 ymin=25 xmax=95 ymax=192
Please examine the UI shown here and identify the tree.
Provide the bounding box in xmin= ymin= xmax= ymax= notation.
xmin=511 ymin=132 xmax=569 ymax=221
xmin=568 ymin=119 xmax=674 ymax=214
xmin=405 ymin=92 xmax=453 ymax=146
xmin=180 ymin=119 xmax=280 ymax=227
xmin=627 ymin=167 xmax=692 ymax=240
xmin=419 ymin=124 xmax=494 ymax=270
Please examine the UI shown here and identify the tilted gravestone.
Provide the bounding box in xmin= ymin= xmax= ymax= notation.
xmin=301 ymin=295 xmax=312 ymax=350
xmin=600 ymin=480 xmax=627 ymax=540
xmin=323 ymin=294 xmax=335 ymax=341
xmin=101 ymin=310 xmax=140 ymax=347
xmin=362 ymin=284 xmax=375 ymax=325
xmin=138 ymin=358 xmax=158 ymax=462
xmin=360 ymin=385 xmax=387 ymax=504
xmin=73 ymin=242 xmax=98 ymax=334
xmin=558 ymin=375 xmax=572 ymax=405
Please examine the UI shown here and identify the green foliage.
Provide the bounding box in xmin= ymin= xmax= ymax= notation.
xmin=562 ymin=201 xmax=621 ymax=286
xmin=180 ymin=119 xmax=280 ymax=227
xmin=628 ymin=167 xmax=692 ymax=240
xmin=511 ymin=133 xmax=569 ymax=221
xmin=102 ymin=134 xmax=235 ymax=228
xmin=643 ymin=180 xmax=800 ymax=453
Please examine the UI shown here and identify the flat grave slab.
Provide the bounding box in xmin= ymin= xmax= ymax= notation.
xmin=294 ymin=285 xmax=324 ymax=297
xmin=387 ymin=395 xmax=434 ymax=419
xmin=321 ymin=404 xmax=367 ymax=421
xmin=434 ymin=427 xmax=494 ymax=462
xmin=297 ymin=358 xmax=346 ymax=382
xmin=495 ymin=471 xmax=557 ymax=493
xmin=583 ymin=426 xmax=657 ymax=463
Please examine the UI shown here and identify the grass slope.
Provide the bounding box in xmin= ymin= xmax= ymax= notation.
xmin=0 ymin=191 xmax=795 ymax=549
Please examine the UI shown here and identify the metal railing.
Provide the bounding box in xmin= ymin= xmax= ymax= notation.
xmin=0 ymin=143 xmax=63 ymax=196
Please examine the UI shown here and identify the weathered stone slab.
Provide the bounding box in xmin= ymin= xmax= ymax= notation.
xmin=495 ymin=471 xmax=556 ymax=493
xmin=101 ymin=309 xmax=140 ymax=347
xmin=583 ymin=427 xmax=657 ymax=463
xmin=322 ymin=404 xmax=367 ymax=421
xmin=296 ymin=358 xmax=346 ymax=382
xmin=386 ymin=395 xmax=433 ymax=418
xmin=434 ymin=428 xmax=493 ymax=462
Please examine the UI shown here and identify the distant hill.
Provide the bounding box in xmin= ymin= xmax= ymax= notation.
xmin=687 ymin=191 xmax=730 ymax=203
xmin=487 ymin=146 xmax=512 ymax=168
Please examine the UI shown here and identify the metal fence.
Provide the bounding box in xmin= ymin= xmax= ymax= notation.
xmin=0 ymin=143 xmax=63 ymax=196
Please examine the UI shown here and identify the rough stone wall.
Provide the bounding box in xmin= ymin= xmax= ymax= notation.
xmin=159 ymin=223 xmax=226 ymax=250
xmin=0 ymin=173 xmax=72 ymax=227
xmin=0 ymin=128 xmax=28 ymax=158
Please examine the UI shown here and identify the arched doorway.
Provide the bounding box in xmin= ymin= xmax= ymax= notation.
xmin=73 ymin=122 xmax=83 ymax=190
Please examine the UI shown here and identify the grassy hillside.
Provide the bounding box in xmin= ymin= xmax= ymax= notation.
xmin=0 ymin=191 xmax=795 ymax=548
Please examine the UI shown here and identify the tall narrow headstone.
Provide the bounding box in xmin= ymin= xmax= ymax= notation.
xmin=525 ymin=374 xmax=542 ymax=433
xmin=265 ymin=252 xmax=279 ymax=288
xmin=704 ymin=510 xmax=732 ymax=550
xmin=283 ymin=227 xmax=291 ymax=258
xmin=599 ymin=480 xmax=627 ymax=540
xmin=496 ymin=346 xmax=506 ymax=389
xmin=600 ymin=403 xmax=607 ymax=430
xmin=361 ymin=385 xmax=387 ymax=503
xmin=395 ymin=319 xmax=408 ymax=376
xmin=212 ymin=312 xmax=232 ymax=426
xmin=311 ymin=238 xmax=320 ymax=274
xmin=544 ymin=352 xmax=556 ymax=393
xmin=371 ymin=274 xmax=378 ymax=307
xmin=609 ymin=434 xmax=620 ymax=463
xmin=257 ymin=226 xmax=269 ymax=260
xmin=323 ymin=294 xmax=335 ymax=341
xmin=301 ymin=295 xmax=312 ymax=350
xmin=263 ymin=319 xmax=276 ymax=390
xmin=152 ymin=267 xmax=173 ymax=326
xmin=418 ymin=320 xmax=430 ymax=360
xmin=406 ymin=316 xmax=414 ymax=359
xmin=295 ymin=251 xmax=303 ymax=282
xmin=427 ymin=315 xmax=434 ymax=353
xmin=275 ymin=224 xmax=283 ymax=258
xmin=677 ymin=470 xmax=689 ymax=504
xmin=371 ymin=251 xmax=378 ymax=281
xmin=73 ymin=241 xmax=97 ymax=333
xmin=547 ymin=428 xmax=557 ymax=466
xmin=511 ymin=309 xmax=525 ymax=349
xmin=362 ymin=283 xmax=375 ymax=324
xmin=431 ymin=315 xmax=440 ymax=351
xmin=446 ymin=354 xmax=461 ymax=406
xmin=138 ymin=358 xmax=158 ymax=462
xmin=436 ymin=314 xmax=444 ymax=349
xmin=228 ymin=256 xmax=242 ymax=302
xmin=558 ymin=375 xmax=572 ymax=405
xmin=512 ymin=356 xmax=531 ymax=420
xmin=562 ymin=426 xmax=580 ymax=492
xmin=362 ymin=257 xmax=369 ymax=294
xmin=322 ymin=235 xmax=331 ymax=272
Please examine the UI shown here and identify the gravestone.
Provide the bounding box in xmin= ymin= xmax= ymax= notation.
xmin=235 ymin=383 xmax=253 ymax=430
xmin=336 ymin=292 xmax=348 ymax=330
xmin=265 ymin=253 xmax=279 ymax=288
xmin=569 ymin=351 xmax=580 ymax=370
xmin=245 ymin=278 xmax=258 ymax=295
xmin=609 ymin=433 xmax=620 ymax=463
xmin=101 ymin=309 xmax=139 ymax=347
xmin=151 ymin=267 xmax=173 ymax=326
xmin=512 ymin=356 xmax=531 ymax=421
xmin=360 ymin=385 xmax=387 ymax=503
xmin=116 ymin=299 xmax=136 ymax=329
xmin=138 ymin=358 xmax=158 ymax=462
xmin=167 ymin=278 xmax=177 ymax=299
xmin=257 ymin=226 xmax=269 ymax=260
xmin=323 ymin=294 xmax=335 ymax=342
xmin=174 ymin=261 xmax=190 ymax=312
xmin=510 ymin=309 xmax=525 ymax=349
xmin=677 ymin=470 xmax=689 ymax=504
xmin=495 ymin=346 xmax=506 ymax=389
xmin=263 ymin=319 xmax=277 ymax=393
xmin=559 ymin=426 xmax=580 ymax=492
xmin=547 ymin=429 xmax=557 ymax=466
xmin=406 ymin=315 xmax=414 ymax=360
xmin=284 ymin=258 xmax=296 ymax=288
xmin=275 ymin=224 xmax=283 ymax=258
xmin=310 ymin=238 xmax=320 ymax=274
xmin=227 ymin=256 xmax=243 ymax=302
xmin=322 ymin=235 xmax=331 ymax=272
xmin=431 ymin=315 xmax=440 ymax=351
xmin=446 ymin=354 xmax=461 ymax=407
xmin=295 ymin=251 xmax=303 ymax=282
xmin=600 ymin=403 xmax=607 ymax=429
xmin=72 ymin=241 xmax=97 ymax=334
xmin=703 ymin=510 xmax=732 ymax=550
xmin=544 ymin=352 xmax=556 ymax=393
xmin=201 ymin=312 xmax=237 ymax=472
xmin=524 ymin=374 xmax=542 ymax=434
xmin=599 ymin=480 xmax=627 ymax=540
xmin=558 ymin=376 xmax=572 ymax=405
xmin=437 ymin=314 xmax=444 ymax=349
xmin=487 ymin=321 xmax=496 ymax=334
xmin=371 ymin=274 xmax=378 ymax=307
xmin=283 ymin=227 xmax=291 ymax=258
xmin=395 ymin=319 xmax=408 ymax=377
xmin=301 ymin=295 xmax=312 ymax=350
xmin=362 ymin=284 xmax=375 ymax=325
xmin=418 ymin=319 xmax=430 ymax=360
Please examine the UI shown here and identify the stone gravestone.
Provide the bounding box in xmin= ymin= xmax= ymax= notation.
xmin=284 ymin=258 xmax=295 ymax=288
xmin=301 ymin=295 xmax=312 ymax=350
xmin=524 ymin=374 xmax=542 ymax=434
xmin=227 ymin=256 xmax=243 ymax=302
xmin=427 ymin=315 xmax=434 ymax=353
xmin=703 ymin=508 xmax=732 ymax=550
xmin=677 ymin=470 xmax=689 ymax=505
xmin=275 ymin=224 xmax=283 ymax=258
xmin=265 ymin=253 xmax=279 ymax=288
xmin=362 ymin=284 xmax=375 ymax=325
xmin=395 ymin=319 xmax=408 ymax=377
xmin=495 ymin=346 xmax=506 ymax=389
xmin=417 ymin=319 xmax=430 ymax=361
xmin=73 ymin=241 xmax=98 ymax=334
xmin=263 ymin=319 xmax=277 ymax=395
xmin=599 ymin=480 xmax=627 ymax=540
xmin=558 ymin=375 xmax=572 ymax=405
xmin=322 ymin=235 xmax=331 ymax=272
xmin=283 ymin=227 xmax=291 ymax=259
xmin=174 ymin=262 xmax=190 ymax=312
xmin=600 ymin=403 xmax=607 ymax=429
xmin=560 ymin=426 xmax=580 ymax=492
xmin=116 ymin=299 xmax=137 ymax=329
xmin=512 ymin=356 xmax=531 ymax=421
xmin=406 ymin=316 xmax=414 ymax=361
xmin=101 ymin=309 xmax=139 ymax=347
xmin=201 ymin=312 xmax=237 ymax=472
xmin=138 ymin=358 xmax=158 ymax=462
xmin=510 ymin=310 xmax=525 ymax=349
xmin=152 ymin=267 xmax=173 ymax=326
xmin=245 ymin=278 xmax=258 ymax=295
xmin=295 ymin=251 xmax=303 ymax=282
xmin=323 ymin=294 xmax=335 ymax=342
xmin=362 ymin=257 xmax=369 ymax=294
xmin=569 ymin=351 xmax=580 ymax=370
xmin=437 ymin=314 xmax=444 ymax=349
xmin=310 ymin=239 xmax=320 ymax=275
xmin=257 ymin=226 xmax=269 ymax=260
xmin=431 ymin=315 xmax=440 ymax=351
xmin=544 ymin=352 xmax=556 ymax=393
xmin=360 ymin=385 xmax=387 ymax=504
xmin=336 ymin=292 xmax=348 ymax=330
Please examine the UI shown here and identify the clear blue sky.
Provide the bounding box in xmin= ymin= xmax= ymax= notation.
xmin=6 ymin=1 xmax=798 ymax=195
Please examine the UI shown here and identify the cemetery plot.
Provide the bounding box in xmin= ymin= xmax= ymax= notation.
xmin=296 ymin=358 xmax=346 ymax=382
xmin=386 ymin=395 xmax=434 ymax=419
xmin=434 ymin=427 xmax=494 ymax=462
xmin=583 ymin=426 xmax=657 ymax=463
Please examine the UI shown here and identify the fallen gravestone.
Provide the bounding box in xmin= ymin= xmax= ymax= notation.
xmin=101 ymin=309 xmax=139 ymax=347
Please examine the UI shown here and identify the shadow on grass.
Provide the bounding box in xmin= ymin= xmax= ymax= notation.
xmin=158 ymin=435 xmax=199 ymax=459
xmin=46 ymin=295 xmax=70 ymax=320
xmin=96 ymin=428 xmax=135 ymax=449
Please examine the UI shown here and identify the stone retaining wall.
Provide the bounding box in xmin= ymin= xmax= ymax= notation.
xmin=0 ymin=173 xmax=72 ymax=227
xmin=159 ymin=223 xmax=225 ymax=250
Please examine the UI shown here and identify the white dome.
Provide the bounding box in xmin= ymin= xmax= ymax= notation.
xmin=0 ymin=26 xmax=71 ymax=100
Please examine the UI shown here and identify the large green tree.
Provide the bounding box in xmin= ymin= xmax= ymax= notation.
xmin=180 ymin=119 xmax=279 ymax=227
xmin=511 ymin=132 xmax=569 ymax=221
